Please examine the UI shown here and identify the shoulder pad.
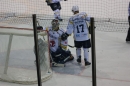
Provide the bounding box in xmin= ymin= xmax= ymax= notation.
xmin=69 ymin=18 xmax=74 ymax=24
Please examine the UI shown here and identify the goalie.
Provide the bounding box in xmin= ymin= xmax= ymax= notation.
xmin=37 ymin=19 xmax=74 ymax=66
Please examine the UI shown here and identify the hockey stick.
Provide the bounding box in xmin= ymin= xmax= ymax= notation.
xmin=67 ymin=45 xmax=75 ymax=48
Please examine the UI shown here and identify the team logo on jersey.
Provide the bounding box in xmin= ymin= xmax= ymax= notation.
xmin=76 ymin=34 xmax=80 ymax=37
xmin=50 ymin=40 xmax=55 ymax=47
xmin=82 ymin=33 xmax=87 ymax=36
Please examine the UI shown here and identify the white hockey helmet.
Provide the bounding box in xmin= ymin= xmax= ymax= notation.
xmin=72 ymin=6 xmax=79 ymax=12
xmin=51 ymin=19 xmax=59 ymax=31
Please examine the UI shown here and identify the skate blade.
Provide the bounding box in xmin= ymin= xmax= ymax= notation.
xmin=52 ymin=62 xmax=65 ymax=67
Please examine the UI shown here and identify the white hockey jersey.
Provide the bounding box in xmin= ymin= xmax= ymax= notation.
xmin=43 ymin=27 xmax=68 ymax=52
xmin=67 ymin=12 xmax=90 ymax=41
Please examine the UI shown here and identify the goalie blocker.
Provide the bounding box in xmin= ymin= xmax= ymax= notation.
xmin=61 ymin=33 xmax=69 ymax=41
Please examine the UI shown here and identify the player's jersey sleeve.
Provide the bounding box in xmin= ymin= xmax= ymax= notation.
xmin=66 ymin=18 xmax=74 ymax=35
xmin=57 ymin=28 xmax=65 ymax=36
xmin=80 ymin=12 xmax=90 ymax=22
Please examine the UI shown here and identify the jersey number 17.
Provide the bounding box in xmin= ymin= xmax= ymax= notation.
xmin=76 ymin=24 xmax=84 ymax=33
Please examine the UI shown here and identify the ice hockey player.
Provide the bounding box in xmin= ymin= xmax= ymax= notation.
xmin=37 ymin=19 xmax=74 ymax=66
xmin=61 ymin=6 xmax=91 ymax=66
xmin=45 ymin=0 xmax=67 ymax=21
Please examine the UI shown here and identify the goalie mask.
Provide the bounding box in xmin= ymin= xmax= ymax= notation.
xmin=72 ymin=6 xmax=79 ymax=13
xmin=51 ymin=19 xmax=59 ymax=31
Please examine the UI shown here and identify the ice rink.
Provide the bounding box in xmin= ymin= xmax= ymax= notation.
xmin=0 ymin=30 xmax=130 ymax=86
xmin=0 ymin=0 xmax=130 ymax=86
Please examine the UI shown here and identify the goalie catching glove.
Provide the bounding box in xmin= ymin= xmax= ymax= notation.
xmin=61 ymin=33 xmax=69 ymax=41
xmin=88 ymin=26 xmax=96 ymax=34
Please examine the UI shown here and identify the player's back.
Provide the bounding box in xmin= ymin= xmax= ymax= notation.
xmin=69 ymin=12 xmax=90 ymax=41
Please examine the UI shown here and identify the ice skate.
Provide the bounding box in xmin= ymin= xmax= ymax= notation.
xmin=77 ymin=56 xmax=81 ymax=63
xmin=84 ymin=59 xmax=91 ymax=66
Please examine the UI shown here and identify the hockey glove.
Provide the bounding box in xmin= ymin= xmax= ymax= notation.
xmin=88 ymin=26 xmax=96 ymax=34
xmin=37 ymin=26 xmax=43 ymax=30
xmin=88 ymin=26 xmax=91 ymax=34
xmin=61 ymin=33 xmax=69 ymax=41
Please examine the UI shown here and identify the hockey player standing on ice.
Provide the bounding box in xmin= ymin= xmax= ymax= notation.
xmin=126 ymin=2 xmax=130 ymax=42
xmin=61 ymin=6 xmax=91 ymax=66
xmin=37 ymin=19 xmax=74 ymax=64
xmin=45 ymin=0 xmax=67 ymax=21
